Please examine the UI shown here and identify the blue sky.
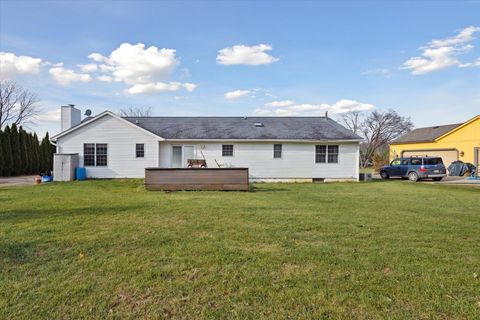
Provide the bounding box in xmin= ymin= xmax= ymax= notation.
xmin=1 ymin=0 xmax=479 ymax=136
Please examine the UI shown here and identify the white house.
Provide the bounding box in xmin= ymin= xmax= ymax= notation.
xmin=50 ymin=105 xmax=362 ymax=181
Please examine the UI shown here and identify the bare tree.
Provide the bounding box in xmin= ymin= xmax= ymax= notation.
xmin=0 ymin=80 xmax=40 ymax=129
xmin=119 ymin=106 xmax=152 ymax=117
xmin=339 ymin=111 xmax=363 ymax=134
xmin=359 ymin=110 xmax=413 ymax=167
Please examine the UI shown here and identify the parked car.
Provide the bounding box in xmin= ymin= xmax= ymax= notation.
xmin=380 ymin=156 xmax=447 ymax=182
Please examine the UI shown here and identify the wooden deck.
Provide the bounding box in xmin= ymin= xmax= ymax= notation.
xmin=145 ymin=168 xmax=249 ymax=191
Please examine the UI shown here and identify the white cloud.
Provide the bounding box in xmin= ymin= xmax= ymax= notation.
xmin=49 ymin=66 xmax=92 ymax=86
xmin=87 ymin=43 xmax=196 ymax=94
xmin=0 ymin=52 xmax=42 ymax=79
xmin=182 ymin=83 xmax=197 ymax=92
xmin=265 ymin=100 xmax=296 ymax=107
xmin=88 ymin=53 xmax=108 ymax=63
xmin=97 ymin=75 xmax=114 ymax=82
xmin=429 ymin=26 xmax=480 ymax=48
xmin=125 ymin=81 xmax=197 ymax=95
xmin=402 ymin=26 xmax=480 ymax=74
xmin=459 ymin=57 xmax=480 ymax=68
xmin=78 ymin=63 xmax=98 ymax=73
xmin=224 ymin=90 xmax=251 ymax=100
xmin=254 ymin=99 xmax=374 ymax=116
xmin=217 ymin=44 xmax=279 ymax=65
xmin=34 ymin=109 xmax=61 ymax=122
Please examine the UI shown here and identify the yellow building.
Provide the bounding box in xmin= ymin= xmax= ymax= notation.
xmin=389 ymin=115 xmax=480 ymax=170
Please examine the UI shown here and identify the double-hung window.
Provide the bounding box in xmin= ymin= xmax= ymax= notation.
xmin=136 ymin=143 xmax=145 ymax=158
xmin=84 ymin=144 xmax=95 ymax=166
xmin=222 ymin=144 xmax=234 ymax=157
xmin=273 ymin=144 xmax=282 ymax=159
xmin=327 ymin=145 xmax=339 ymax=163
xmin=83 ymin=143 xmax=108 ymax=166
xmin=315 ymin=145 xmax=339 ymax=163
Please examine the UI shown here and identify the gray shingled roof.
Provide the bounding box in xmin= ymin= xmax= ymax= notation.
xmin=391 ymin=123 xmax=462 ymax=144
xmin=123 ymin=117 xmax=362 ymax=140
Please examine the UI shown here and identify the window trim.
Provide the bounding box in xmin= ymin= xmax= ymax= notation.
xmin=136 ymin=143 xmax=145 ymax=158
xmin=315 ymin=144 xmax=339 ymax=164
xmin=83 ymin=143 xmax=108 ymax=167
xmin=273 ymin=144 xmax=282 ymax=159
xmin=222 ymin=144 xmax=234 ymax=157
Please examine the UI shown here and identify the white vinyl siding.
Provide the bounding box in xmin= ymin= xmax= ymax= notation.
xmin=159 ymin=141 xmax=359 ymax=180
xmin=56 ymin=114 xmax=159 ymax=178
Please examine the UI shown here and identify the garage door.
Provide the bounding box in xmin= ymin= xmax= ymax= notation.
xmin=402 ymin=149 xmax=458 ymax=167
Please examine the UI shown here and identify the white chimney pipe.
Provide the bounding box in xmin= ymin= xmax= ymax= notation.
xmin=61 ymin=104 xmax=81 ymax=131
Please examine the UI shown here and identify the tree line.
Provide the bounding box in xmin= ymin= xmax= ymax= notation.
xmin=0 ymin=124 xmax=55 ymax=177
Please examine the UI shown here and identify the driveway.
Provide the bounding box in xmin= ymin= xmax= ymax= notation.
xmin=0 ymin=175 xmax=36 ymax=187
xmin=372 ymin=173 xmax=480 ymax=186
xmin=433 ymin=176 xmax=480 ymax=186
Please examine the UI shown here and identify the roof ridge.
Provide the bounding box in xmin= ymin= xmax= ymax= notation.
xmin=412 ymin=122 xmax=463 ymax=130
xmin=122 ymin=116 xmax=329 ymax=118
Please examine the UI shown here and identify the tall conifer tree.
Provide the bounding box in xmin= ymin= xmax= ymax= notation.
xmin=0 ymin=130 xmax=4 ymax=176
xmin=10 ymin=124 xmax=21 ymax=176
xmin=2 ymin=126 xmax=14 ymax=176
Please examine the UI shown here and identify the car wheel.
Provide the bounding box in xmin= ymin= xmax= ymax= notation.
xmin=408 ymin=171 xmax=419 ymax=182
xmin=380 ymin=171 xmax=389 ymax=179
xmin=432 ymin=177 xmax=443 ymax=181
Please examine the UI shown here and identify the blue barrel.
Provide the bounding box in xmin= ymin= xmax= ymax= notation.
xmin=75 ymin=167 xmax=86 ymax=181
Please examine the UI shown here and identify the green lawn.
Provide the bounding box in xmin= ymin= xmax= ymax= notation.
xmin=1 ymin=180 xmax=479 ymax=319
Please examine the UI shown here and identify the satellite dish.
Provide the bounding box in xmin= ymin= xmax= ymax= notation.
xmin=84 ymin=109 xmax=92 ymax=116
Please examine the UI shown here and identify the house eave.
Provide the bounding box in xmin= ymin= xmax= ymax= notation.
xmin=390 ymin=140 xmax=435 ymax=145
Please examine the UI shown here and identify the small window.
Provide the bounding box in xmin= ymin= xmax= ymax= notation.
xmin=273 ymin=144 xmax=282 ymax=158
xmin=84 ymin=143 xmax=95 ymax=166
xmin=327 ymin=145 xmax=339 ymax=163
xmin=222 ymin=144 xmax=233 ymax=157
xmin=96 ymin=144 xmax=108 ymax=166
xmin=315 ymin=145 xmax=326 ymax=163
xmin=136 ymin=143 xmax=145 ymax=158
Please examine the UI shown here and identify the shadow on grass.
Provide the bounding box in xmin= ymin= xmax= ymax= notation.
xmin=0 ymin=204 xmax=145 ymax=223
xmin=249 ymin=185 xmax=290 ymax=192
xmin=0 ymin=240 xmax=36 ymax=264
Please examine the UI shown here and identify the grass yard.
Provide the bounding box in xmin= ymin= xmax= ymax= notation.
xmin=1 ymin=180 xmax=479 ymax=319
